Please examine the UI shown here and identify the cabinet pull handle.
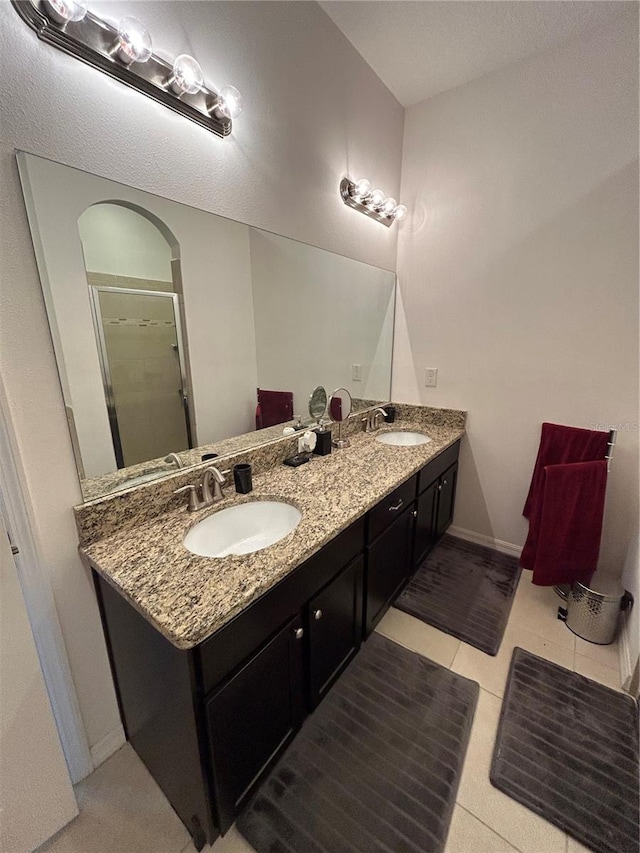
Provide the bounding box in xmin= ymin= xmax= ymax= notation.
xmin=389 ymin=498 xmax=404 ymax=512
xmin=294 ymin=627 xmax=304 ymax=639
xmin=443 ymin=479 xmax=447 ymax=486
xmin=313 ymin=609 xmax=323 ymax=621
xmin=438 ymin=484 xmax=442 ymax=492
xmin=412 ymin=510 xmax=418 ymax=519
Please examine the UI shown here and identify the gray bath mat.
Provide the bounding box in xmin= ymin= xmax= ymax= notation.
xmin=236 ymin=633 xmax=479 ymax=853
xmin=394 ymin=535 xmax=521 ymax=655
xmin=491 ymin=648 xmax=639 ymax=853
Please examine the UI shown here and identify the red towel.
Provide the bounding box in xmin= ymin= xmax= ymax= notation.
xmin=256 ymin=389 xmax=294 ymax=429
xmin=523 ymin=423 xmax=610 ymax=519
xmin=522 ymin=460 xmax=608 ymax=586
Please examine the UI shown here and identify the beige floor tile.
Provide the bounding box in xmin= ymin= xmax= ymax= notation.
xmin=574 ymin=635 xmax=620 ymax=670
xmin=445 ymin=805 xmax=518 ymax=852
xmin=375 ymin=606 xmax=460 ymax=666
xmin=200 ymin=825 xmax=256 ymax=852
xmin=509 ymin=575 xmax=576 ymax=650
xmin=38 ymin=745 xmax=190 ymax=853
xmin=451 ymin=623 xmax=574 ymax=699
xmin=456 ymin=689 xmax=567 ymax=853
xmin=574 ymin=653 xmax=622 ymax=692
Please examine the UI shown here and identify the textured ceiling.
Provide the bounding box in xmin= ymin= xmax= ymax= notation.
xmin=319 ymin=1 xmax=630 ymax=107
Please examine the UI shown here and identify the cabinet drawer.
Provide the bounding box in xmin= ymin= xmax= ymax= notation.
xmin=367 ymin=475 xmax=417 ymax=543
xmin=418 ymin=440 xmax=460 ymax=495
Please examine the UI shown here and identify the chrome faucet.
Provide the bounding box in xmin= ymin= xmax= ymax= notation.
xmin=164 ymin=452 xmax=183 ymax=469
xmin=174 ymin=467 xmax=230 ymax=512
xmin=362 ymin=407 xmax=388 ymax=433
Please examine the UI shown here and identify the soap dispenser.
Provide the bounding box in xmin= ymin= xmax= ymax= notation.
xmin=313 ymin=418 xmax=332 ymax=456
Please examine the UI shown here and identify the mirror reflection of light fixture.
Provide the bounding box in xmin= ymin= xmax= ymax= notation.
xmin=11 ymin=0 xmax=241 ymax=139
xmin=340 ymin=177 xmax=406 ymax=227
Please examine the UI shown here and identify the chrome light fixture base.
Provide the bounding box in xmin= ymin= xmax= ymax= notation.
xmin=12 ymin=0 xmax=232 ymax=138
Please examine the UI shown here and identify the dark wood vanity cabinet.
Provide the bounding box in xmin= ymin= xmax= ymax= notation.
xmin=365 ymin=476 xmax=417 ymax=635
xmin=413 ymin=441 xmax=460 ymax=568
xmin=205 ymin=614 xmax=305 ymax=834
xmin=94 ymin=440 xmax=461 ymax=849
xmin=308 ymin=554 xmax=363 ymax=707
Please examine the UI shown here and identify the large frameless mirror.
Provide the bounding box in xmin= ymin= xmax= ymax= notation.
xmin=17 ymin=151 xmax=396 ymax=501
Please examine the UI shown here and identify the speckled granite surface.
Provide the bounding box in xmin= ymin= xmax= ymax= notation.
xmin=79 ymin=407 xmax=465 ymax=650
xmin=80 ymin=399 xmax=388 ymax=502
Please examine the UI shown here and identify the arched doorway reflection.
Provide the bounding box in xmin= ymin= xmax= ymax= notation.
xmin=78 ymin=202 xmax=193 ymax=468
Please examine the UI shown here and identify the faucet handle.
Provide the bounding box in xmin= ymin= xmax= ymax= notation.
xmin=174 ymin=484 xmax=200 ymax=512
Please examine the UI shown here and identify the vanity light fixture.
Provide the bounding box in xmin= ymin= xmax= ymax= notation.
xmin=114 ymin=17 xmax=153 ymax=66
xmin=42 ymin=0 xmax=86 ymax=24
xmin=12 ymin=0 xmax=242 ymax=138
xmin=169 ymin=54 xmax=204 ymax=96
xmin=340 ymin=177 xmax=407 ymax=227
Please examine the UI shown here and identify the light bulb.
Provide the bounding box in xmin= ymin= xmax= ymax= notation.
xmin=352 ymin=178 xmax=371 ymax=199
xmin=43 ymin=0 xmax=87 ymax=24
xmin=215 ymin=85 xmax=243 ymax=119
xmin=393 ymin=204 xmax=407 ymax=221
xmin=170 ymin=54 xmax=203 ymax=96
xmin=381 ymin=197 xmax=397 ymax=215
xmin=368 ymin=189 xmax=385 ymax=208
xmin=115 ymin=18 xmax=152 ymax=65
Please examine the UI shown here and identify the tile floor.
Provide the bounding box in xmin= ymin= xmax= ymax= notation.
xmin=38 ymin=571 xmax=623 ymax=853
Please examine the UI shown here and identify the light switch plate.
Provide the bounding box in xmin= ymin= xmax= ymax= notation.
xmin=424 ymin=368 xmax=438 ymax=387
xmin=352 ymin=363 xmax=362 ymax=381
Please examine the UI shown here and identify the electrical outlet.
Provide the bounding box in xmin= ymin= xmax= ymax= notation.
xmin=352 ymin=363 xmax=362 ymax=381
xmin=424 ymin=368 xmax=438 ymax=387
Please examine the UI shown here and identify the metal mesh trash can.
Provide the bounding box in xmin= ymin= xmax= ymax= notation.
xmin=559 ymin=572 xmax=632 ymax=645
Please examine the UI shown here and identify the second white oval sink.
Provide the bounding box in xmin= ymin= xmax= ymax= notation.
xmin=184 ymin=500 xmax=302 ymax=558
xmin=376 ymin=431 xmax=432 ymax=447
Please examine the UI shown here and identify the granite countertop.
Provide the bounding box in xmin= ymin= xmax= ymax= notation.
xmin=82 ymin=418 xmax=464 ymax=650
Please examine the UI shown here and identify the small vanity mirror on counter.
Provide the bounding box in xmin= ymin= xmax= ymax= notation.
xmin=17 ymin=152 xmax=396 ymax=501
xmin=308 ymin=385 xmax=327 ymax=423
xmin=329 ymin=387 xmax=352 ymax=449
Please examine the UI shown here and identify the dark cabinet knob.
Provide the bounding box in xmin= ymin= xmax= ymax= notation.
xmin=294 ymin=627 xmax=304 ymax=639
xmin=313 ymin=609 xmax=323 ymax=621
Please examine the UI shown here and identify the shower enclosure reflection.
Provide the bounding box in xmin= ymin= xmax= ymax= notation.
xmin=80 ymin=203 xmax=193 ymax=471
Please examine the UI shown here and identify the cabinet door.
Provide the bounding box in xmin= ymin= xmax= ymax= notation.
xmin=435 ymin=462 xmax=458 ymax=537
xmin=365 ymin=508 xmax=414 ymax=635
xmin=308 ymin=555 xmax=363 ymax=708
xmin=205 ymin=615 xmax=304 ymax=834
xmin=414 ymin=479 xmax=438 ymax=567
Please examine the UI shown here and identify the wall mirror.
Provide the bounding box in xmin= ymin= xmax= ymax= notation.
xmin=17 ymin=152 xmax=396 ymax=501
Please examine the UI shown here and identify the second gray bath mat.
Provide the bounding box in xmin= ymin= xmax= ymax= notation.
xmin=236 ymin=632 xmax=479 ymax=853
xmin=395 ymin=534 xmax=521 ymax=655
xmin=491 ymin=648 xmax=639 ymax=853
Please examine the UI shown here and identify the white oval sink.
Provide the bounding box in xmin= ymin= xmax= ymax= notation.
xmin=184 ymin=501 xmax=302 ymax=558
xmin=376 ymin=431 xmax=432 ymax=447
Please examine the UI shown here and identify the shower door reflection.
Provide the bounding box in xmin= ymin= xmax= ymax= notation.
xmin=89 ymin=286 xmax=192 ymax=468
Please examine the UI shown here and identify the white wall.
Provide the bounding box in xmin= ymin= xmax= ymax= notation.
xmin=394 ymin=9 xmax=639 ymax=573
xmin=250 ymin=229 xmax=395 ymax=412
xmin=0 ymin=1 xmax=403 ymax=763
xmin=79 ymin=204 xmax=173 ymax=282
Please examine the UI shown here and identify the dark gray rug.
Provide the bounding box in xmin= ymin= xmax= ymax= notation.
xmin=491 ymin=648 xmax=639 ymax=853
xmin=394 ymin=535 xmax=521 ymax=655
xmin=236 ymin=633 xmax=479 ymax=853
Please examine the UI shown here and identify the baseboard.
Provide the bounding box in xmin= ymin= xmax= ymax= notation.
xmin=448 ymin=526 xmax=522 ymax=558
xmin=618 ymin=610 xmax=639 ymax=698
xmin=90 ymin=724 xmax=126 ymax=769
